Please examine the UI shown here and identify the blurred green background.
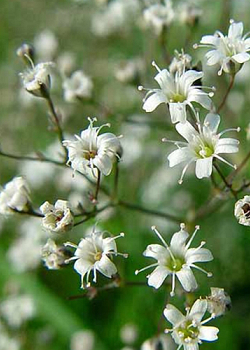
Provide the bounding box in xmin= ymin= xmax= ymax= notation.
xmin=1 ymin=0 xmax=250 ymax=349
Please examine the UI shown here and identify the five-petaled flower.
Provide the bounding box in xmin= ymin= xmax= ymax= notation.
xmin=63 ymin=118 xmax=122 ymax=176
xmin=40 ymin=199 xmax=74 ymax=233
xmin=196 ymin=19 xmax=250 ymax=75
xmin=64 ymin=228 xmax=127 ymax=288
xmin=164 ymin=299 xmax=219 ymax=350
xmin=135 ymin=224 xmax=213 ymax=296
xmin=139 ymin=61 xmax=213 ymax=124
xmin=165 ymin=113 xmax=239 ymax=183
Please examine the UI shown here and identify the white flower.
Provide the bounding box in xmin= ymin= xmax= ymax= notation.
xmin=34 ymin=29 xmax=58 ymax=61
xmin=196 ymin=19 xmax=250 ymax=75
xmin=139 ymin=61 xmax=213 ymax=124
xmin=63 ymin=118 xmax=122 ymax=176
xmin=164 ymin=299 xmax=219 ymax=350
xmin=0 ymin=177 xmax=30 ymax=215
xmin=65 ymin=228 xmax=127 ymax=288
xmin=42 ymin=239 xmax=72 ymax=269
xmin=114 ymin=58 xmax=144 ymax=84
xmin=143 ymin=0 xmax=174 ymax=35
xmin=177 ymin=1 xmax=202 ymax=27
xmin=141 ymin=333 xmax=175 ymax=350
xmin=63 ymin=70 xmax=93 ymax=102
xmin=165 ymin=113 xmax=240 ymax=183
xmin=20 ymin=59 xmax=54 ymax=97
xmin=234 ymin=195 xmax=250 ymax=226
xmin=207 ymin=287 xmax=231 ymax=318
xmin=70 ymin=330 xmax=95 ymax=350
xmin=40 ymin=199 xmax=74 ymax=233
xmin=0 ymin=294 xmax=36 ymax=328
xmin=135 ymin=224 xmax=213 ymax=296
xmin=169 ymin=50 xmax=192 ymax=74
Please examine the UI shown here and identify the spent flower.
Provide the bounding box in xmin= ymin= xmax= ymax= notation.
xmin=135 ymin=224 xmax=213 ymax=296
xmin=42 ymin=238 xmax=72 ymax=269
xmin=0 ymin=177 xmax=31 ymax=215
xmin=196 ymin=19 xmax=250 ymax=75
xmin=207 ymin=287 xmax=231 ymax=318
xmin=40 ymin=199 xmax=74 ymax=233
xmin=165 ymin=113 xmax=240 ymax=183
xmin=63 ymin=118 xmax=122 ymax=176
xmin=234 ymin=195 xmax=250 ymax=226
xmin=139 ymin=61 xmax=213 ymax=124
xmin=164 ymin=299 xmax=219 ymax=350
xmin=63 ymin=70 xmax=93 ymax=102
xmin=64 ymin=227 xmax=128 ymax=288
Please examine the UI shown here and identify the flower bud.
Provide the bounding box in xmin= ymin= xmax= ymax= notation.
xmin=234 ymin=195 xmax=250 ymax=226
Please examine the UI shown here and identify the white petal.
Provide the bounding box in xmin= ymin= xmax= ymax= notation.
xmin=147 ymin=266 xmax=170 ymax=289
xmin=180 ymin=70 xmax=203 ymax=89
xmin=143 ymin=92 xmax=167 ymax=112
xmin=200 ymin=35 xmax=219 ymax=46
xmin=216 ymin=138 xmax=239 ymax=154
xmin=205 ymin=50 xmax=223 ymax=66
xmin=168 ymin=148 xmax=191 ymax=167
xmin=228 ymin=21 xmax=243 ymax=39
xmin=176 ymin=121 xmax=198 ymax=142
xmin=184 ymin=343 xmax=199 ymax=350
xmin=154 ymin=69 xmax=174 ymax=91
xmin=95 ymin=255 xmax=117 ymax=277
xmin=195 ymin=157 xmax=213 ymax=179
xmin=74 ymin=259 xmax=92 ymax=276
xmin=189 ymin=299 xmax=207 ymax=321
xmin=170 ymin=229 xmax=189 ymax=253
xmin=163 ymin=304 xmax=185 ymax=326
xmin=176 ymin=267 xmax=198 ymax=292
xmin=169 ymin=103 xmax=187 ymax=123
xmin=143 ymin=244 xmax=169 ymax=260
xmin=203 ymin=113 xmax=220 ymax=133
xmin=232 ymin=52 xmax=250 ymax=63
xmin=199 ymin=326 xmax=219 ymax=341
xmin=186 ymin=248 xmax=213 ymax=264
xmin=93 ymin=153 xmax=113 ymax=176
xmin=188 ymin=91 xmax=212 ymax=110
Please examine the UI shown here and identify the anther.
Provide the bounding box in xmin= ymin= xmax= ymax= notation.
xmin=138 ymin=85 xmax=143 ymax=91
xmin=193 ymin=43 xmax=198 ymax=49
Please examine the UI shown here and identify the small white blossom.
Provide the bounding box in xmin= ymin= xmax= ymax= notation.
xmin=196 ymin=19 xmax=250 ymax=75
xmin=139 ymin=61 xmax=213 ymax=124
xmin=164 ymin=299 xmax=219 ymax=350
xmin=135 ymin=224 xmax=213 ymax=296
xmin=65 ymin=228 xmax=127 ymax=288
xmin=63 ymin=118 xmax=122 ymax=176
xmin=70 ymin=330 xmax=95 ymax=350
xmin=169 ymin=50 xmax=192 ymax=74
xmin=40 ymin=199 xmax=74 ymax=233
xmin=141 ymin=334 xmax=175 ymax=350
xmin=0 ymin=177 xmax=30 ymax=215
xmin=0 ymin=294 xmax=36 ymax=328
xmin=42 ymin=239 xmax=72 ymax=269
xmin=120 ymin=324 xmax=138 ymax=345
xmin=19 ymin=58 xmax=54 ymax=97
xmin=207 ymin=287 xmax=231 ymax=317
xmin=143 ymin=0 xmax=174 ymax=36
xmin=0 ymin=334 xmax=20 ymax=350
xmin=165 ymin=113 xmax=240 ymax=183
xmin=34 ymin=30 xmax=58 ymax=61
xmin=177 ymin=1 xmax=202 ymax=27
xmin=234 ymin=195 xmax=250 ymax=226
xmin=114 ymin=58 xmax=144 ymax=84
xmin=63 ymin=70 xmax=93 ymax=102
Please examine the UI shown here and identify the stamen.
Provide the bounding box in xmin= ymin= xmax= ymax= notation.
xmin=213 ymin=154 xmax=237 ymax=169
xmin=201 ymin=315 xmax=215 ymax=325
xmin=162 ymin=138 xmax=187 ymax=146
xmin=185 ymin=225 xmax=200 ymax=250
xmin=178 ymin=159 xmax=193 ymax=184
xmin=170 ymin=273 xmax=176 ymax=297
xmin=151 ymin=226 xmax=177 ymax=263
xmin=135 ymin=263 xmax=158 ymax=275
xmin=218 ymin=127 xmax=240 ymax=136
xmin=93 ymin=266 xmax=97 ymax=283
xmin=24 ymin=54 xmax=35 ymax=69
xmin=109 ymin=251 xmax=129 ymax=258
xmin=64 ymin=256 xmax=78 ymax=264
xmin=152 ymin=60 xmax=161 ymax=73
xmin=190 ymin=264 xmax=212 ymax=277
xmin=191 ymin=241 xmax=206 ymax=254
xmin=64 ymin=242 xmax=78 ymax=249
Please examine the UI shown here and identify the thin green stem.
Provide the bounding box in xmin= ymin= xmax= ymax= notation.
xmin=94 ymin=169 xmax=101 ymax=203
xmin=213 ymin=162 xmax=237 ymax=199
xmin=0 ymin=150 xmax=65 ymax=166
xmin=217 ymin=74 xmax=235 ymax=113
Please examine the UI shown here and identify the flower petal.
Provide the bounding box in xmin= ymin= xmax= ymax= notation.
xmin=142 ymin=91 xmax=167 ymax=112
xmin=74 ymin=259 xmax=92 ymax=277
xmin=216 ymin=138 xmax=239 ymax=154
xmin=143 ymin=244 xmax=169 ymax=261
xmin=169 ymin=102 xmax=187 ymax=123
xmin=232 ymin=52 xmax=250 ymax=63
xmin=93 ymin=153 xmax=113 ymax=176
xmin=176 ymin=121 xmax=198 ymax=143
xmin=189 ymin=299 xmax=207 ymax=321
xmin=228 ymin=21 xmax=243 ymax=39
xmin=168 ymin=148 xmax=191 ymax=167
xmin=163 ymin=304 xmax=185 ymax=326
xmin=170 ymin=229 xmax=189 ymax=253
xmin=185 ymin=248 xmax=213 ymax=264
xmin=147 ymin=266 xmax=170 ymax=289
xmin=188 ymin=91 xmax=212 ymax=110
xmin=199 ymin=326 xmax=219 ymax=341
xmin=195 ymin=157 xmax=213 ymax=179
xmin=176 ymin=266 xmax=198 ymax=292
xmin=95 ymin=255 xmax=117 ymax=277
xmin=203 ymin=113 xmax=220 ymax=134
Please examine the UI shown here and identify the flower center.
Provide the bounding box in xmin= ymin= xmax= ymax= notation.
xmin=242 ymin=203 xmax=250 ymax=218
xmin=167 ymin=256 xmax=184 ymax=272
xmin=94 ymin=251 xmax=102 ymax=261
xmin=198 ymin=145 xmax=214 ymax=158
xmin=177 ymin=320 xmax=199 ymax=342
xmin=172 ymin=93 xmax=186 ymax=103
xmin=85 ymin=150 xmax=97 ymax=160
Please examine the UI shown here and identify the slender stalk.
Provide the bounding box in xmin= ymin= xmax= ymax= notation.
xmin=217 ymin=74 xmax=235 ymax=113
xmin=118 ymin=200 xmax=184 ymax=223
xmin=0 ymin=150 xmax=65 ymax=166
xmin=46 ymin=95 xmax=68 ymax=160
xmin=74 ymin=203 xmax=112 ymax=227
xmin=112 ymin=161 xmax=119 ymax=201
xmin=94 ymin=169 xmax=101 ymax=202
xmin=213 ymin=162 xmax=237 ymax=199
xmin=227 ymin=150 xmax=250 ymax=183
